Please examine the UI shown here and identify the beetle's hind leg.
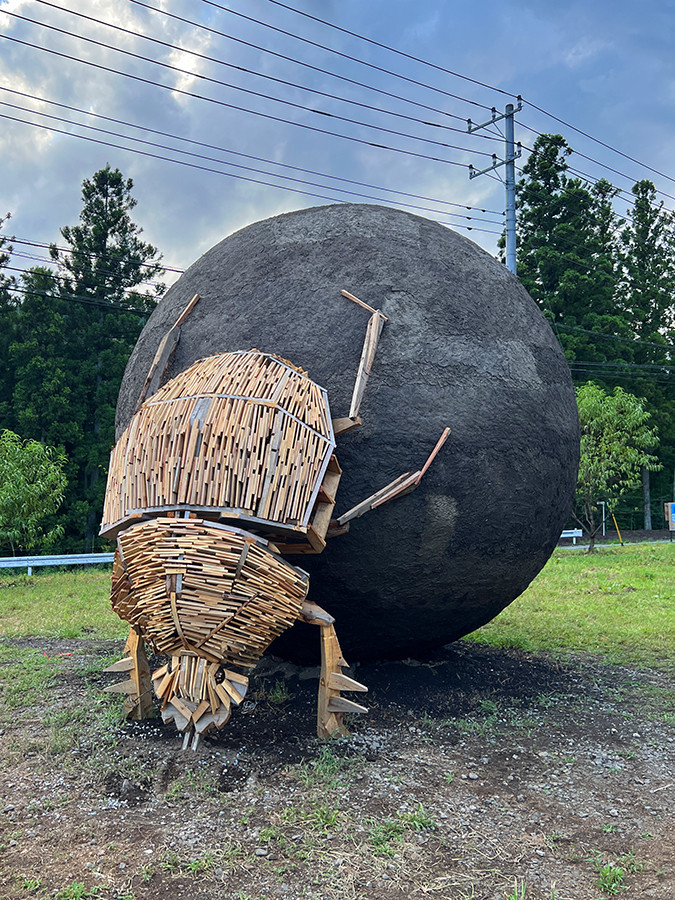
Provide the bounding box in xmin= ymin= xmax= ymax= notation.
xmin=299 ymin=601 xmax=368 ymax=738
xmin=102 ymin=625 xmax=153 ymax=720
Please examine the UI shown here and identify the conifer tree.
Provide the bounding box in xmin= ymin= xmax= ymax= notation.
xmin=43 ymin=164 xmax=164 ymax=549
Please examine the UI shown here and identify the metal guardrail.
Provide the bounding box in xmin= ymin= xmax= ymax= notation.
xmin=0 ymin=553 xmax=114 ymax=575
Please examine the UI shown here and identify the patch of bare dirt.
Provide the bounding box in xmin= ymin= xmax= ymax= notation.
xmin=0 ymin=639 xmax=673 ymax=900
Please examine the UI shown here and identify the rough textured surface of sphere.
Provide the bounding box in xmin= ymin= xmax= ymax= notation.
xmin=116 ymin=204 xmax=579 ymax=662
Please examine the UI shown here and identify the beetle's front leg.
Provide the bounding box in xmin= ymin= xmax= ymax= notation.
xmin=299 ymin=602 xmax=368 ymax=739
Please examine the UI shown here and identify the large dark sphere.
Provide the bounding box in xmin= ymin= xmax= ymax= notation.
xmin=116 ymin=204 xmax=579 ymax=663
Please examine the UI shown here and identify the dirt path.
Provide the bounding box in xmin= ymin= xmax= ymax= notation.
xmin=0 ymin=639 xmax=673 ymax=900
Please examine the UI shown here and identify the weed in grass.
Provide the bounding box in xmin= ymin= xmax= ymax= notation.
xmin=590 ymin=852 xmax=625 ymax=895
xmin=54 ymin=885 xmax=92 ymax=900
xmin=367 ymin=818 xmax=405 ymax=856
xmin=398 ymin=803 xmax=436 ymax=830
xmin=617 ymin=849 xmax=642 ymax=873
xmin=311 ymin=801 xmax=339 ymax=830
xmin=294 ymin=744 xmax=345 ymax=789
xmin=165 ymin=779 xmax=187 ymax=802
xmin=280 ymin=806 xmax=298 ymax=825
xmin=505 ymin=878 xmax=527 ymax=900
xmin=161 ymin=849 xmax=181 ymax=872
xmin=187 ymin=851 xmax=214 ymax=874
xmin=267 ymin=680 xmax=291 ymax=704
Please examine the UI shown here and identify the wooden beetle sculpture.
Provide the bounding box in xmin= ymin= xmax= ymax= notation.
xmin=101 ymin=290 xmax=449 ymax=749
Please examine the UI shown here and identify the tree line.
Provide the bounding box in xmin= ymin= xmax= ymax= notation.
xmin=0 ymin=140 xmax=673 ymax=554
xmin=0 ymin=165 xmax=164 ymax=552
xmin=512 ymin=134 xmax=674 ymax=535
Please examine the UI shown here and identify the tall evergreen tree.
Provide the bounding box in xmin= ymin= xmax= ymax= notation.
xmin=618 ymin=180 xmax=675 ymax=523
xmin=40 ymin=164 xmax=164 ymax=549
xmin=5 ymin=167 xmax=163 ymax=551
xmin=0 ymin=214 xmax=17 ymax=431
xmin=515 ymin=134 xmax=629 ymax=369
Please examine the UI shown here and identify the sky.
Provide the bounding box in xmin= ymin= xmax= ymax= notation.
xmin=1 ymin=0 xmax=674 ymax=291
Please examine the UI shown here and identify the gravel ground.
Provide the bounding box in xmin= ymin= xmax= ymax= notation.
xmin=0 ymin=637 xmax=673 ymax=900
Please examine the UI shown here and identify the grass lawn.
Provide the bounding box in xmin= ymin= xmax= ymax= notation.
xmin=0 ymin=568 xmax=124 ymax=640
xmin=0 ymin=543 xmax=672 ymax=670
xmin=468 ymin=542 xmax=675 ymax=671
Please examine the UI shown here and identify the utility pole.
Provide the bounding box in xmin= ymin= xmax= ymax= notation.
xmin=468 ymin=98 xmax=522 ymax=274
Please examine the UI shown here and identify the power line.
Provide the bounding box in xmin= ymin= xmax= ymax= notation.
xmin=123 ymin=0 xmax=492 ymax=134
xmin=10 ymin=236 xmax=183 ymax=275
xmin=195 ymin=0 xmax=502 ymax=114
xmin=0 ymin=87 xmax=503 ymax=219
xmin=555 ymin=324 xmax=675 ymax=352
xmin=2 ymin=10 xmax=497 ymax=162
xmin=567 ymin=359 xmax=674 ymax=372
xmin=519 ymin=126 xmax=675 ymax=207
xmin=260 ymin=0 xmax=519 ymax=103
xmin=6 ymin=270 xmax=157 ymax=313
xmin=9 ymin=248 xmax=168 ymax=291
xmin=249 ymin=0 xmax=675 ymax=201
xmin=0 ymin=34 xmax=483 ymax=174
xmin=0 ymin=113 xmax=503 ymax=237
xmin=0 ymin=96 xmax=505 ymax=226
xmin=525 ymin=101 xmax=675 ymax=190
xmin=32 ymin=0 xmax=502 ymax=149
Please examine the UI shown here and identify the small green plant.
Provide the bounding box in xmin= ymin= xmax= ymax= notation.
xmin=617 ymin=848 xmax=642 ymax=873
xmin=444 ymin=770 xmax=454 ymax=783
xmin=602 ymin=823 xmax=617 ymax=833
xmin=506 ymin=878 xmax=527 ymax=900
xmin=187 ymin=851 xmax=214 ymax=874
xmin=591 ymin=852 xmax=625 ymax=895
xmin=267 ymin=679 xmax=291 ymax=704
xmin=399 ymin=803 xmax=436 ymax=831
xmin=295 ymin=744 xmax=345 ymax=789
xmin=54 ymin=885 xmax=92 ymax=900
xmin=160 ymin=849 xmax=181 ymax=872
xmin=311 ymin=801 xmax=339 ymax=829
xmin=19 ymin=876 xmax=42 ymax=892
xmin=368 ymin=818 xmax=405 ymax=856
xmin=140 ymin=864 xmax=154 ymax=882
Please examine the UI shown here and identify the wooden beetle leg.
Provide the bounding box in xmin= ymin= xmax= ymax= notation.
xmin=103 ymin=625 xmax=153 ymax=720
xmin=335 ymin=427 xmax=451 ymax=527
xmin=299 ymin=602 xmax=368 ymax=739
xmin=338 ymin=289 xmax=389 ymax=424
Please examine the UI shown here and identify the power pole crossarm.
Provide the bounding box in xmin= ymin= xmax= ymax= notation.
xmin=467 ymin=97 xmax=522 ymax=275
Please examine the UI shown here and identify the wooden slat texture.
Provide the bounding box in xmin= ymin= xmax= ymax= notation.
xmin=101 ymin=350 xmax=335 ymax=540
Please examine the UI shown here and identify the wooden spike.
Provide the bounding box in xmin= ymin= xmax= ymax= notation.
xmin=299 ymin=600 xmax=335 ymax=627
xmin=327 ymin=696 xmax=369 ymax=714
xmin=103 ymin=678 xmax=136 ymax=695
xmin=416 ymin=426 xmax=451 ymax=481
xmin=327 ymin=672 xmax=368 ymax=693
xmin=103 ymin=657 xmax=134 ymax=673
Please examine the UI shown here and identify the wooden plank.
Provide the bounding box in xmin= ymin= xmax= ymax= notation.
xmin=103 ymin=678 xmax=136 ymax=695
xmin=327 ymin=696 xmax=369 ymax=714
xmin=327 ymin=672 xmax=368 ymax=693
xmin=341 ymin=289 xmax=388 ymax=320
xmin=416 ymin=426 xmax=451 ymax=481
xmin=332 ymin=416 xmax=362 ymax=436
xmin=103 ymin=657 xmax=134 ymax=674
xmin=300 ymin=601 xmax=335 ymax=626
xmin=169 ymin=695 xmax=193 ymax=721
xmin=336 ymin=471 xmax=416 ymax=526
